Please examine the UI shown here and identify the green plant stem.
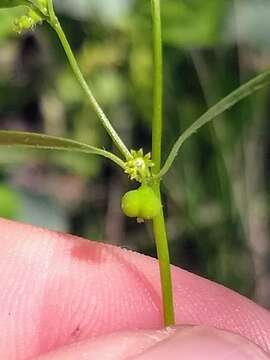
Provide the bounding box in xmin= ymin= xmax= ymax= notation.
xmin=151 ymin=0 xmax=162 ymax=171
xmin=47 ymin=15 xmax=131 ymax=160
xmin=151 ymin=0 xmax=175 ymax=326
xmin=47 ymin=0 xmax=54 ymax=18
xmin=152 ymin=186 xmax=175 ymax=326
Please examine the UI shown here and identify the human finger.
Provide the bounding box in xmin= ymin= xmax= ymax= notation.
xmin=0 ymin=218 xmax=270 ymax=359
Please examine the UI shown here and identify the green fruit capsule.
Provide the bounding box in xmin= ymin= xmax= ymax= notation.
xmin=121 ymin=189 xmax=140 ymax=218
xmin=121 ymin=185 xmax=161 ymax=220
xmin=138 ymin=185 xmax=161 ymax=220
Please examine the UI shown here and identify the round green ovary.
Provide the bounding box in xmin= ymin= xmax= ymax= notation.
xmin=121 ymin=185 xmax=161 ymax=220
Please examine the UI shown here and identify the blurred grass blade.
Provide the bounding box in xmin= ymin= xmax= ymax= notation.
xmin=159 ymin=69 xmax=270 ymax=177
xmin=0 ymin=0 xmax=28 ymax=8
xmin=0 ymin=130 xmax=125 ymax=169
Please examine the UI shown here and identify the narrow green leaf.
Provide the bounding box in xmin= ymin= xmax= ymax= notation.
xmin=159 ymin=69 xmax=270 ymax=177
xmin=0 ymin=130 xmax=125 ymax=169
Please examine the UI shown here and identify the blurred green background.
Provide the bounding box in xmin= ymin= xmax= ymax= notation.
xmin=1 ymin=0 xmax=270 ymax=308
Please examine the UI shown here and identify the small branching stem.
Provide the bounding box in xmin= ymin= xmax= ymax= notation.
xmin=47 ymin=10 xmax=131 ymax=160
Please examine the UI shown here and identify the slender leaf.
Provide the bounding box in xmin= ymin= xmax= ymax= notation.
xmin=0 ymin=130 xmax=125 ymax=169
xmin=159 ymin=69 xmax=270 ymax=177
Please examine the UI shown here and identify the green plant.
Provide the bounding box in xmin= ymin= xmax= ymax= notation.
xmin=1 ymin=0 xmax=270 ymax=326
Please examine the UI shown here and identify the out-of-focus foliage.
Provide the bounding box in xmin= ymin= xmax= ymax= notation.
xmin=0 ymin=183 xmax=20 ymax=218
xmin=161 ymin=0 xmax=228 ymax=47
xmin=1 ymin=0 xmax=270 ymax=307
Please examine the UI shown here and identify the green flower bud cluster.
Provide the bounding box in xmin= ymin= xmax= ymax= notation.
xmin=3 ymin=0 xmax=50 ymax=34
xmin=14 ymin=8 xmax=43 ymax=33
xmin=124 ymin=149 xmax=154 ymax=183
xmin=121 ymin=185 xmax=161 ymax=222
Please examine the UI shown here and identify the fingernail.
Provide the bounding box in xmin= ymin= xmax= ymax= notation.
xmin=135 ymin=325 xmax=270 ymax=359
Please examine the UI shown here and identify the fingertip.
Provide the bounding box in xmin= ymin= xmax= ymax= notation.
xmin=135 ymin=326 xmax=270 ymax=360
xmin=33 ymin=326 xmax=270 ymax=360
xmin=33 ymin=328 xmax=176 ymax=360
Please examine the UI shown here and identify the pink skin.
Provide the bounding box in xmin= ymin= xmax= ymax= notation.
xmin=0 ymin=218 xmax=270 ymax=359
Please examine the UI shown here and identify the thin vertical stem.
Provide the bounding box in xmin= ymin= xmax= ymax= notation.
xmin=151 ymin=0 xmax=162 ymax=171
xmin=152 ymin=187 xmax=175 ymax=326
xmin=151 ymin=0 xmax=175 ymax=326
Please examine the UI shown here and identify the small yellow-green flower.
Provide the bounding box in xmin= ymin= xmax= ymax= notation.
xmin=124 ymin=149 xmax=154 ymax=182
